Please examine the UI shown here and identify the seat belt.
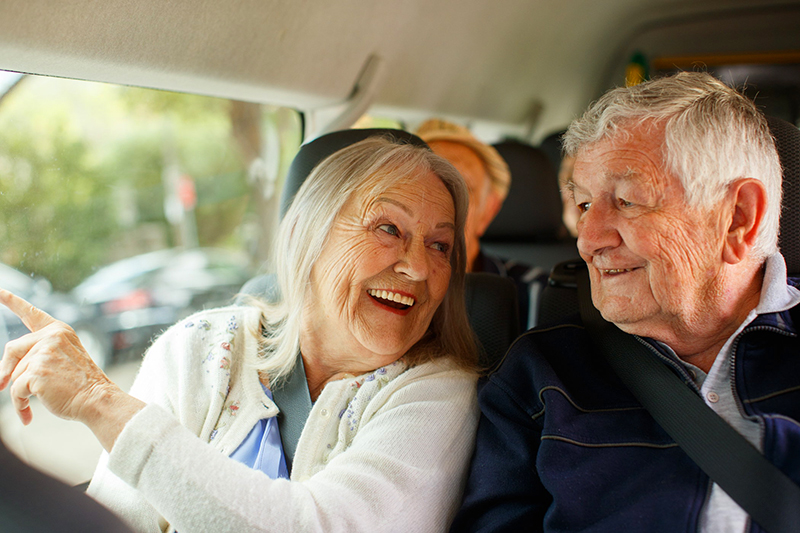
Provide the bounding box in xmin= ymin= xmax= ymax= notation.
xmin=270 ymin=353 xmax=312 ymax=473
xmin=576 ymin=266 xmax=800 ymax=533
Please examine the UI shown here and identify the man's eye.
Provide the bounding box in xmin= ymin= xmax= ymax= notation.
xmin=618 ymin=198 xmax=633 ymax=208
xmin=378 ymin=224 xmax=399 ymax=236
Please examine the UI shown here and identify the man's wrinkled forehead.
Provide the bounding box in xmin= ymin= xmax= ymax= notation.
xmin=569 ymin=127 xmax=672 ymax=190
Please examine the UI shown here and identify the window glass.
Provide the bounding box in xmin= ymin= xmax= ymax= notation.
xmin=352 ymin=114 xmax=404 ymax=130
xmin=0 ymin=71 xmax=302 ymax=484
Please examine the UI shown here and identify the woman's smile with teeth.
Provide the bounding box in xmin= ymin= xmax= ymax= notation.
xmin=367 ymin=289 xmax=415 ymax=308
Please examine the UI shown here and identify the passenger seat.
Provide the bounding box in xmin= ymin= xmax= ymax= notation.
xmin=484 ymin=140 xmax=578 ymax=273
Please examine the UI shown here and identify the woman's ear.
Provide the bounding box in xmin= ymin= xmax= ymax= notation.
xmin=722 ymin=178 xmax=768 ymax=264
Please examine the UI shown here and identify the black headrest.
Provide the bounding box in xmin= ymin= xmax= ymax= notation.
xmin=768 ymin=116 xmax=800 ymax=276
xmin=538 ymin=129 xmax=566 ymax=172
xmin=484 ymin=140 xmax=564 ymax=241
xmin=279 ymin=128 xmax=429 ymax=218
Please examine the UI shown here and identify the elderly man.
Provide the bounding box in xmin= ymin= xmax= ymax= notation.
xmin=450 ymin=72 xmax=800 ymax=532
xmin=417 ymin=119 xmax=545 ymax=330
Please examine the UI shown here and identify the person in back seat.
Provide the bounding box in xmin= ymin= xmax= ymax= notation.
xmin=417 ymin=119 xmax=542 ymax=330
xmin=450 ymin=72 xmax=800 ymax=532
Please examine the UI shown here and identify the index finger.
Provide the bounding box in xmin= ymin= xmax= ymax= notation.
xmin=0 ymin=288 xmax=56 ymax=332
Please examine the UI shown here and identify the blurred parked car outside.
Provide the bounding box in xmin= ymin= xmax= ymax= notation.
xmin=0 ymin=262 xmax=111 ymax=371
xmin=71 ymin=247 xmax=255 ymax=364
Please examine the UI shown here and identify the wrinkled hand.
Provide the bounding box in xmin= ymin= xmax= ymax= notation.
xmin=0 ymin=288 xmax=113 ymax=425
xmin=0 ymin=289 xmax=143 ymax=450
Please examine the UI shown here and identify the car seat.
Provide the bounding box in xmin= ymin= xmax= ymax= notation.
xmin=769 ymin=116 xmax=800 ymax=276
xmin=483 ymin=140 xmax=578 ymax=273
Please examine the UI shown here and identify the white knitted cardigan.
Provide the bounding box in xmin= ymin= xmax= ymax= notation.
xmin=87 ymin=306 xmax=478 ymax=533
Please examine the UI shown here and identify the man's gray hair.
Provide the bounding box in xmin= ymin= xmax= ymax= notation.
xmin=563 ymin=72 xmax=782 ymax=260
xmin=252 ymin=135 xmax=478 ymax=385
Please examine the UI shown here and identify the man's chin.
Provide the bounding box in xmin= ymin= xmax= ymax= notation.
xmin=596 ymin=302 xmax=647 ymax=330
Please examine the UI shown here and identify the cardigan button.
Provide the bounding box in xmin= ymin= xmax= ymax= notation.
xmin=320 ymin=409 xmax=330 ymax=418
xmin=707 ymin=392 xmax=720 ymax=403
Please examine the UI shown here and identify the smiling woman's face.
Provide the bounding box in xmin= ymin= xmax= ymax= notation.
xmin=302 ymin=168 xmax=456 ymax=373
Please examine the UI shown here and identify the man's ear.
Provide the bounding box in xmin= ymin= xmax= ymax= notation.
xmin=722 ymin=178 xmax=768 ymax=264
xmin=476 ymin=191 xmax=504 ymax=237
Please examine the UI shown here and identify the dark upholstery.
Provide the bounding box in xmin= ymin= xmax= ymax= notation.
xmin=539 ymin=116 xmax=800 ymax=326
xmin=768 ymin=116 xmax=800 ymax=276
xmin=238 ymin=128 xmax=521 ymax=369
xmin=464 ymin=273 xmax=520 ymax=369
xmin=483 ymin=140 xmax=578 ymax=272
xmin=536 ymin=259 xmax=582 ymax=327
xmin=538 ymin=129 xmax=567 ymax=174
xmin=279 ymin=128 xmax=428 ymax=217
xmin=0 ymin=439 xmax=132 ymax=532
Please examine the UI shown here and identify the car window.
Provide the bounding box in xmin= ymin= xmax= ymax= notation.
xmin=0 ymin=71 xmax=302 ymax=485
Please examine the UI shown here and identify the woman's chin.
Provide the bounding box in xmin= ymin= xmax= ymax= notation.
xmin=355 ymin=335 xmax=414 ymax=363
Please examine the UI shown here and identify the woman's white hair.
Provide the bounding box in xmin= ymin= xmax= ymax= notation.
xmin=563 ymin=71 xmax=782 ymax=260
xmin=252 ymin=135 xmax=478 ymax=386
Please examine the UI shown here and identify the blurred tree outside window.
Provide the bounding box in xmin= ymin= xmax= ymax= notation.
xmin=0 ymin=72 xmax=302 ymax=291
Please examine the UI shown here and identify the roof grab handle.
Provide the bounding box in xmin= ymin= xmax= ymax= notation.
xmin=309 ymin=54 xmax=385 ymax=139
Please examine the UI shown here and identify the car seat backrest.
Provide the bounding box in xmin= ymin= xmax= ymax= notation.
xmin=538 ymin=129 xmax=567 ymax=175
xmin=483 ymin=140 xmax=577 ymax=272
xmin=768 ymin=115 xmax=800 ymax=276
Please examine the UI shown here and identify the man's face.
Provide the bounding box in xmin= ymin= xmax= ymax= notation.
xmin=427 ymin=140 xmax=494 ymax=270
xmin=571 ymin=124 xmax=727 ymax=338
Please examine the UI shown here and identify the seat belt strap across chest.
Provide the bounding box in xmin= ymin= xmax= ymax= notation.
xmin=577 ymin=266 xmax=800 ymax=533
xmin=270 ymin=353 xmax=312 ymax=473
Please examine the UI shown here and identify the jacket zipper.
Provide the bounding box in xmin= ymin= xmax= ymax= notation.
xmin=729 ymin=325 xmax=796 ymax=422
xmin=632 ymin=335 xmax=702 ymax=394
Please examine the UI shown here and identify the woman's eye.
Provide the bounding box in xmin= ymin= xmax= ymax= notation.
xmin=378 ymin=224 xmax=399 ymax=236
xmin=431 ymin=242 xmax=450 ymax=254
xmin=577 ymin=201 xmax=591 ymax=213
xmin=618 ymin=198 xmax=633 ymax=208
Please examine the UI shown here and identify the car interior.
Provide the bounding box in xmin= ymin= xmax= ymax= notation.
xmin=1 ymin=0 xmax=799 ymax=511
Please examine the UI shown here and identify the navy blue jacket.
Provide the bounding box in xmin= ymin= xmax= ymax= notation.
xmin=450 ymin=298 xmax=800 ymax=532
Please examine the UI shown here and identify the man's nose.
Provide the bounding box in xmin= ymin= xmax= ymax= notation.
xmin=577 ymin=202 xmax=622 ymax=257
xmin=395 ymin=237 xmax=430 ymax=280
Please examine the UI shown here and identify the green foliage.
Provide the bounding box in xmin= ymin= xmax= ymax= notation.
xmin=0 ymin=79 xmax=118 ymax=289
xmin=0 ymin=75 xmax=270 ymax=291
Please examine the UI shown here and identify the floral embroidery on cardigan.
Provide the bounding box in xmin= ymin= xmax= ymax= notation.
xmin=328 ymin=361 xmax=407 ymax=455
xmin=186 ymin=312 xmax=248 ymax=441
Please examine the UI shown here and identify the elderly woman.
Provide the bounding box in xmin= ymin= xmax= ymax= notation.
xmin=0 ymin=133 xmax=480 ymax=532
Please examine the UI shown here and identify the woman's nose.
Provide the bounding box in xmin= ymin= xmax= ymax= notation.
xmin=395 ymin=238 xmax=430 ymax=280
xmin=577 ymin=202 xmax=622 ymax=258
